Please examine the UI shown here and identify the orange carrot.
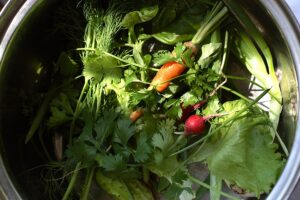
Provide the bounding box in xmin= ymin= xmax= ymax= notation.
xmin=150 ymin=61 xmax=186 ymax=92
xmin=130 ymin=108 xmax=144 ymax=122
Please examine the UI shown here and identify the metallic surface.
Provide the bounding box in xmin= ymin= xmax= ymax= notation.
xmin=0 ymin=0 xmax=299 ymax=199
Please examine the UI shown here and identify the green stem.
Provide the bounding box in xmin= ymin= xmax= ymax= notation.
xmin=62 ymin=162 xmax=81 ymax=200
xmin=274 ymin=128 xmax=289 ymax=157
xmin=80 ymin=167 xmax=95 ymax=200
xmin=38 ymin=127 xmax=52 ymax=161
xmin=102 ymin=51 xmax=158 ymax=71
xmin=188 ymin=175 xmax=239 ymax=200
xmin=191 ymin=2 xmax=228 ymax=44
xmin=220 ymin=85 xmax=250 ymax=102
xmin=143 ymin=167 xmax=150 ymax=183
xmin=25 ymin=87 xmax=57 ymax=143
xmin=170 ymin=88 xmax=270 ymax=156
xmin=69 ymin=81 xmax=88 ymax=144
xmin=225 ymin=75 xmax=281 ymax=104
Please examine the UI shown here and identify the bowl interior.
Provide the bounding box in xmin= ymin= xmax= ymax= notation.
xmin=0 ymin=1 xmax=298 ymax=199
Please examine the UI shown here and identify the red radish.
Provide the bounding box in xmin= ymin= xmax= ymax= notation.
xmin=180 ymin=100 xmax=206 ymax=122
xmin=184 ymin=113 xmax=226 ymax=135
xmin=184 ymin=115 xmax=206 ymax=135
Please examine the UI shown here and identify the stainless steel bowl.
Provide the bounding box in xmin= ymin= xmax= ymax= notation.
xmin=0 ymin=0 xmax=299 ymax=199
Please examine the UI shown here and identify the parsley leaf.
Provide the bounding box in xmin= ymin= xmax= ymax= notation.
xmin=198 ymin=43 xmax=222 ymax=69
xmin=152 ymin=50 xmax=175 ymax=67
xmin=164 ymin=99 xmax=182 ymax=119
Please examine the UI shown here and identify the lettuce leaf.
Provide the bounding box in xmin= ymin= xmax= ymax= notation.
xmin=203 ymin=100 xmax=285 ymax=196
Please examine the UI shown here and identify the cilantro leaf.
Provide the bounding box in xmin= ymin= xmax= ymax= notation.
xmin=94 ymin=111 xmax=119 ymax=144
xmin=152 ymin=119 xmax=176 ymax=153
xmin=172 ymin=170 xmax=189 ymax=185
xmin=98 ymin=154 xmax=127 ymax=172
xmin=161 ymin=184 xmax=182 ymax=200
xmin=65 ymin=139 xmax=97 ymax=167
xmin=134 ymin=133 xmax=152 ymax=163
xmin=147 ymin=156 xmax=180 ymax=182
xmin=115 ymin=118 xmax=136 ymax=145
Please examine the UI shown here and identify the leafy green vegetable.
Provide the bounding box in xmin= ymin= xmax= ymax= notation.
xmin=126 ymin=179 xmax=155 ymax=200
xmin=134 ymin=132 xmax=152 ymax=163
xmin=121 ymin=5 xmax=159 ymax=29
xmin=202 ymin=100 xmax=284 ymax=196
xmin=24 ymin=1 xmax=287 ymax=199
xmin=153 ymin=32 xmax=193 ymax=45
xmin=95 ymin=169 xmax=134 ymax=200
xmin=233 ymin=30 xmax=282 ymax=131
xmin=56 ymin=52 xmax=79 ymax=76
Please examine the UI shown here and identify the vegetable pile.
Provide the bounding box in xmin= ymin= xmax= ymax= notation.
xmin=24 ymin=0 xmax=288 ymax=199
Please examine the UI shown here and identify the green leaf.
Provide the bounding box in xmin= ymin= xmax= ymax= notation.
xmin=135 ymin=133 xmax=152 ymax=163
xmin=152 ymin=50 xmax=175 ymax=67
xmin=47 ymin=107 xmax=71 ymax=128
xmin=126 ymin=179 xmax=155 ymax=200
xmin=161 ymin=183 xmax=182 ymax=200
xmin=65 ymin=139 xmax=97 ymax=167
xmin=95 ymin=169 xmax=134 ymax=200
xmin=180 ymin=91 xmax=201 ymax=107
xmin=47 ymin=93 xmax=74 ymax=128
xmin=94 ymin=111 xmax=119 ymax=144
xmin=233 ymin=29 xmax=282 ymax=130
xmin=164 ymin=99 xmax=182 ymax=119
xmin=153 ymin=32 xmax=193 ymax=45
xmin=57 ymin=52 xmax=79 ymax=76
xmin=158 ymin=1 xmax=208 ymax=35
xmin=152 ymin=119 xmax=176 ymax=153
xmin=179 ymin=180 xmax=195 ymax=200
xmin=172 ymin=170 xmax=188 ymax=185
xmin=98 ymin=154 xmax=127 ymax=172
xmin=202 ymin=96 xmax=221 ymax=116
xmin=147 ymin=156 xmax=179 ymax=182
xmin=204 ymin=109 xmax=284 ymax=196
xmin=173 ymin=43 xmax=186 ymax=58
xmin=198 ymin=43 xmax=222 ymax=68
xmin=83 ymin=54 xmax=121 ymax=83
xmin=121 ymin=5 xmax=159 ymax=29
xmin=115 ymin=118 xmax=136 ymax=145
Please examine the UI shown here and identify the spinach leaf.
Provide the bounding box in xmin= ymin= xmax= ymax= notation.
xmin=153 ymin=32 xmax=193 ymax=45
xmin=121 ymin=5 xmax=159 ymax=29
